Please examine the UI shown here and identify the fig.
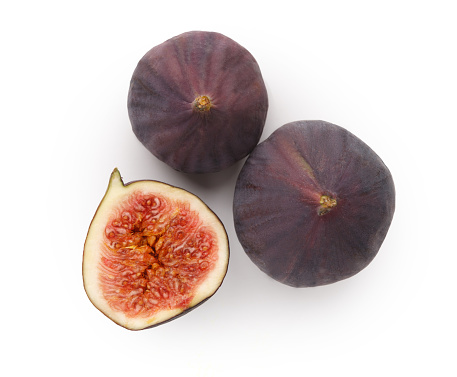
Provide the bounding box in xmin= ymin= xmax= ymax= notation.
xmin=233 ymin=121 xmax=395 ymax=287
xmin=83 ymin=169 xmax=229 ymax=330
xmin=127 ymin=31 xmax=268 ymax=173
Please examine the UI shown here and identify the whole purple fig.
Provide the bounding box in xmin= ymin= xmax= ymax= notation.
xmin=128 ymin=31 xmax=268 ymax=174
xmin=233 ymin=121 xmax=395 ymax=287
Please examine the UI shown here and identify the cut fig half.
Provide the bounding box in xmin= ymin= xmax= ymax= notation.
xmin=83 ymin=169 xmax=229 ymax=330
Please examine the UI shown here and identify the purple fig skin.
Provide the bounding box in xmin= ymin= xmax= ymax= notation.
xmin=128 ymin=31 xmax=269 ymax=174
xmin=233 ymin=121 xmax=395 ymax=287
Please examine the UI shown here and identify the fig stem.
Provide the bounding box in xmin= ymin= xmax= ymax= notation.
xmin=193 ymin=95 xmax=212 ymax=112
xmin=318 ymin=195 xmax=337 ymax=216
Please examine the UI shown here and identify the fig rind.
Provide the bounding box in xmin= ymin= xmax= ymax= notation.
xmin=233 ymin=120 xmax=395 ymax=287
xmin=83 ymin=169 xmax=229 ymax=330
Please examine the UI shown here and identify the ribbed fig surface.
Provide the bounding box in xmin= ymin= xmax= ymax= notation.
xmin=83 ymin=169 xmax=229 ymax=330
xmin=233 ymin=121 xmax=395 ymax=287
xmin=128 ymin=31 xmax=268 ymax=173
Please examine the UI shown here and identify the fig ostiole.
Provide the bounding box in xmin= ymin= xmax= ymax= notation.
xmin=233 ymin=120 xmax=395 ymax=288
xmin=83 ymin=169 xmax=229 ymax=330
xmin=127 ymin=30 xmax=268 ymax=174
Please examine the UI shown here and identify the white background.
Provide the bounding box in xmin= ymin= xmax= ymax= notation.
xmin=2 ymin=1 xmax=456 ymax=376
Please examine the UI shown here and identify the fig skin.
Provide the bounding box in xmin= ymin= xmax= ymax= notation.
xmin=83 ymin=169 xmax=229 ymax=330
xmin=127 ymin=31 xmax=268 ymax=174
xmin=233 ymin=121 xmax=395 ymax=287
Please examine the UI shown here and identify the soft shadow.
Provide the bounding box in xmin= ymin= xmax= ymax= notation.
xmin=176 ymin=157 xmax=246 ymax=191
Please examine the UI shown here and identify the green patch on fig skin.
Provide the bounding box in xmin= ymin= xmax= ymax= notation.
xmin=318 ymin=195 xmax=337 ymax=216
xmin=193 ymin=95 xmax=212 ymax=113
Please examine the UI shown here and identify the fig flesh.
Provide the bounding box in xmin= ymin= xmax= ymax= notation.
xmin=83 ymin=169 xmax=229 ymax=330
xmin=233 ymin=121 xmax=395 ymax=287
xmin=127 ymin=31 xmax=269 ymax=173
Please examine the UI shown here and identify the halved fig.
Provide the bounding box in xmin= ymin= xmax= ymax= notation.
xmin=83 ymin=169 xmax=229 ymax=330
xmin=233 ymin=121 xmax=395 ymax=287
xmin=127 ymin=30 xmax=268 ymax=173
